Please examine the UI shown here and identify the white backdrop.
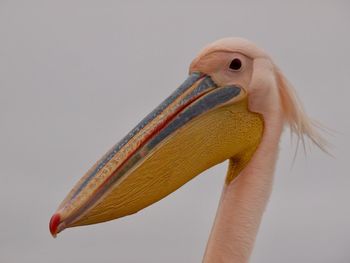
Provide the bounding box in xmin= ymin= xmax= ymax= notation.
xmin=1 ymin=1 xmax=349 ymax=262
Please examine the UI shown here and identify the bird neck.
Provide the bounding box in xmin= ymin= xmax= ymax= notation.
xmin=203 ymin=113 xmax=283 ymax=263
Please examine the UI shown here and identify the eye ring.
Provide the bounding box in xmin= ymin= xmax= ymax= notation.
xmin=229 ymin=58 xmax=242 ymax=71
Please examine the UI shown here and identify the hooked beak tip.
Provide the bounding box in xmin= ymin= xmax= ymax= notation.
xmin=49 ymin=213 xmax=61 ymax=238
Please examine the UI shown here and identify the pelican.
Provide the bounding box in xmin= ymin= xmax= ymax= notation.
xmin=49 ymin=38 xmax=325 ymax=262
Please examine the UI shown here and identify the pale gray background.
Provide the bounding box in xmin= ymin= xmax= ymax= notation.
xmin=1 ymin=1 xmax=349 ymax=262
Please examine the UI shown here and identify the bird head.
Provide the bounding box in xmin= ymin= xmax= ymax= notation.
xmin=49 ymin=37 xmax=325 ymax=237
xmin=190 ymin=38 xmax=325 ymax=147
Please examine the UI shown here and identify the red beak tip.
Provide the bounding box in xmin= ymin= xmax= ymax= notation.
xmin=49 ymin=213 xmax=61 ymax=238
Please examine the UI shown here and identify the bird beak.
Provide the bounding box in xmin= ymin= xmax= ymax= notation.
xmin=49 ymin=72 xmax=263 ymax=237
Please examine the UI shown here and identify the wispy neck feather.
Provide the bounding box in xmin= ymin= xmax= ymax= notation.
xmin=275 ymin=67 xmax=328 ymax=153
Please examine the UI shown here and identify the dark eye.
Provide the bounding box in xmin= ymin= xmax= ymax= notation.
xmin=229 ymin=58 xmax=242 ymax=71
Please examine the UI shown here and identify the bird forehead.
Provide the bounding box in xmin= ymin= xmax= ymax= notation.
xmin=195 ymin=37 xmax=270 ymax=61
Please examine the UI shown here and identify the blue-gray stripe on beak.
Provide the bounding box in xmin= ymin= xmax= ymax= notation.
xmin=70 ymin=72 xmax=208 ymax=199
xmin=81 ymin=85 xmax=241 ymax=205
